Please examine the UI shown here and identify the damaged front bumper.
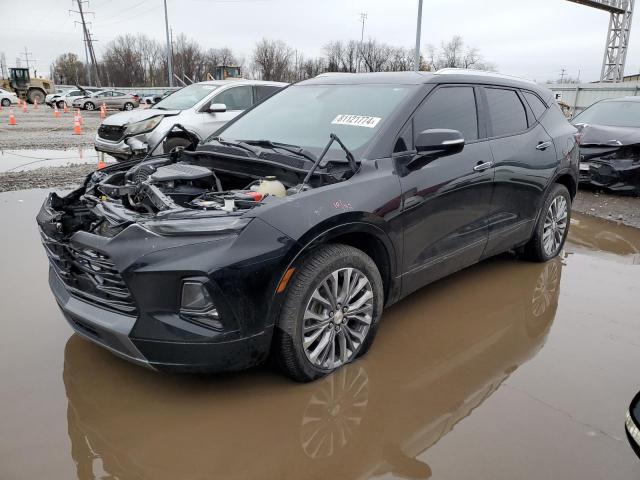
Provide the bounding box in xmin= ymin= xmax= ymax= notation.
xmin=94 ymin=134 xmax=149 ymax=159
xmin=579 ymin=158 xmax=640 ymax=194
xmin=37 ymin=193 xmax=294 ymax=372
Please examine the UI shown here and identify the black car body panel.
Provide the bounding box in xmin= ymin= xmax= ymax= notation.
xmin=37 ymin=71 xmax=579 ymax=372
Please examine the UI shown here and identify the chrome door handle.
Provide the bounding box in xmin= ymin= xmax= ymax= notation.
xmin=536 ymin=141 xmax=552 ymax=151
xmin=473 ymin=161 xmax=493 ymax=172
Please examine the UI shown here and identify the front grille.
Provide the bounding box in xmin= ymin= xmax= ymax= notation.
xmin=41 ymin=232 xmax=137 ymax=315
xmin=98 ymin=124 xmax=125 ymax=142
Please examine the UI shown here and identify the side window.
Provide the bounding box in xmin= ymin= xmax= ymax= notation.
xmin=213 ymin=86 xmax=253 ymax=111
xmin=255 ymin=85 xmax=281 ymax=103
xmin=485 ymin=88 xmax=528 ymax=137
xmin=70 ymin=91 xmax=82 ymax=97
xmin=112 ymin=92 xmax=125 ymax=97
xmin=413 ymin=86 xmax=479 ymax=142
xmin=522 ymin=91 xmax=548 ymax=120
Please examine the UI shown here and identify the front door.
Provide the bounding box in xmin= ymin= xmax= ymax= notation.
xmin=196 ymin=85 xmax=254 ymax=139
xmin=397 ymin=85 xmax=494 ymax=297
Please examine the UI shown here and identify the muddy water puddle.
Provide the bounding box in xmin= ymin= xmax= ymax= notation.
xmin=1 ymin=189 xmax=639 ymax=479
xmin=0 ymin=148 xmax=106 ymax=173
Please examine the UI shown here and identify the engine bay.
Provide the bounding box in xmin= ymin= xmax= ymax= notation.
xmin=84 ymin=149 xmax=354 ymax=215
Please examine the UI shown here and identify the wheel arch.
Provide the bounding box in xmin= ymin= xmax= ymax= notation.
xmin=554 ymin=171 xmax=577 ymax=200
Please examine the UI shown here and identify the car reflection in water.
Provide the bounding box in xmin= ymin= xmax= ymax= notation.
xmin=63 ymin=255 xmax=563 ymax=480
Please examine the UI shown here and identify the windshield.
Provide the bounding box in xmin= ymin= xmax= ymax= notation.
xmin=209 ymin=84 xmax=416 ymax=160
xmin=154 ymin=84 xmax=219 ymax=110
xmin=573 ymin=100 xmax=640 ymax=128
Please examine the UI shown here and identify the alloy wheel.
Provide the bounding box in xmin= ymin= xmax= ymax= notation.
xmin=302 ymin=268 xmax=374 ymax=369
xmin=542 ymin=195 xmax=568 ymax=257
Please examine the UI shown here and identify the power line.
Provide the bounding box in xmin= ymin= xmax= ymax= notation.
xmin=70 ymin=0 xmax=101 ymax=86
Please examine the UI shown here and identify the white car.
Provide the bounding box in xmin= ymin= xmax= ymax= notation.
xmin=47 ymin=87 xmax=101 ymax=109
xmin=94 ymin=79 xmax=287 ymax=161
xmin=0 ymin=88 xmax=19 ymax=107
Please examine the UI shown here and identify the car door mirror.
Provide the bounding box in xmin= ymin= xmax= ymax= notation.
xmin=408 ymin=129 xmax=465 ymax=171
xmin=208 ymin=103 xmax=227 ymax=113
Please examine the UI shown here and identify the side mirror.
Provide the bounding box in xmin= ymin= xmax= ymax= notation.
xmin=208 ymin=103 xmax=227 ymax=113
xmin=408 ymin=129 xmax=465 ymax=171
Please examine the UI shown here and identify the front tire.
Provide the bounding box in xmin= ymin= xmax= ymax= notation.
xmin=84 ymin=101 xmax=95 ymax=111
xmin=1 ymin=99 xmax=10 ymax=107
xmin=163 ymin=136 xmax=192 ymax=154
xmin=56 ymin=100 xmax=65 ymax=109
xmin=522 ymin=184 xmax=571 ymax=262
xmin=274 ymin=244 xmax=384 ymax=382
xmin=123 ymin=102 xmax=134 ymax=111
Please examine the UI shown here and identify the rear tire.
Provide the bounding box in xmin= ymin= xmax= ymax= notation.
xmin=1 ymin=99 xmax=10 ymax=107
xmin=274 ymin=244 xmax=384 ymax=383
xmin=522 ymin=184 xmax=571 ymax=262
xmin=56 ymin=100 xmax=65 ymax=109
xmin=123 ymin=102 xmax=134 ymax=111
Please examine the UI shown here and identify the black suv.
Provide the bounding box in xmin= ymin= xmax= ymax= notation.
xmin=37 ymin=70 xmax=579 ymax=382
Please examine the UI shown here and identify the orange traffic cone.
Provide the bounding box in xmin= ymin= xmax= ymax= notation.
xmin=16 ymin=98 xmax=21 ymax=107
xmin=54 ymin=105 xmax=60 ymax=118
xmin=97 ymin=157 xmax=107 ymax=170
xmin=73 ymin=116 xmax=82 ymax=135
xmin=34 ymin=98 xmax=39 ymax=109
xmin=76 ymin=109 xmax=84 ymax=125
xmin=100 ymin=102 xmax=106 ymax=119
xmin=63 ymin=103 xmax=69 ymax=114
xmin=8 ymin=108 xmax=16 ymax=125
xmin=0 ymin=103 xmax=3 ymax=112
xmin=22 ymin=101 xmax=28 ymax=113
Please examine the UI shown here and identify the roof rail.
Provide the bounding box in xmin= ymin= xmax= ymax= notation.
xmin=435 ymin=68 xmax=537 ymax=85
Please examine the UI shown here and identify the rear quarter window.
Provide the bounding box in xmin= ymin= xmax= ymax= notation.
xmin=485 ymin=88 xmax=528 ymax=137
xmin=523 ymin=91 xmax=548 ymax=120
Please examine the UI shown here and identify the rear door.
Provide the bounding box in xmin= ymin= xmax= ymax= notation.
xmin=398 ymin=85 xmax=495 ymax=296
xmin=482 ymin=87 xmax=558 ymax=257
xmin=109 ymin=92 xmax=126 ymax=108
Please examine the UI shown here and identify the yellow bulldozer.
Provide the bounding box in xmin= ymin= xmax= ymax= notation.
xmin=0 ymin=67 xmax=54 ymax=104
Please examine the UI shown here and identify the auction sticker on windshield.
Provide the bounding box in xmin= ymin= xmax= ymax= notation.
xmin=331 ymin=114 xmax=382 ymax=128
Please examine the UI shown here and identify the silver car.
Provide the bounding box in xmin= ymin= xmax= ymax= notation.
xmin=73 ymin=90 xmax=140 ymax=111
xmin=94 ymin=80 xmax=286 ymax=161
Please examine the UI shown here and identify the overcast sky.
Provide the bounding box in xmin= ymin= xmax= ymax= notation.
xmin=2 ymin=0 xmax=639 ymax=83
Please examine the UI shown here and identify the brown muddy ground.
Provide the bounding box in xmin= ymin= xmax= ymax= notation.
xmin=0 ymin=189 xmax=639 ymax=480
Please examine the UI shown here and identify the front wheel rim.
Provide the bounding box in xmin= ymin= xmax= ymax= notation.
xmin=302 ymin=268 xmax=374 ymax=370
xmin=542 ymin=195 xmax=568 ymax=257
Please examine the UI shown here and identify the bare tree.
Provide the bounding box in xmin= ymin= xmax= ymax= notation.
xmin=323 ymin=40 xmax=359 ymax=73
xmin=251 ymin=39 xmax=293 ymax=81
xmin=52 ymin=53 xmax=87 ymax=85
xmin=425 ymin=36 xmax=496 ymax=72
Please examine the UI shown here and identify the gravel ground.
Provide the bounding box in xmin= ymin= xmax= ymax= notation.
xmin=0 ymin=104 xmax=114 ymax=150
xmin=0 ymin=164 xmax=94 ymax=192
xmin=573 ymin=188 xmax=640 ymax=229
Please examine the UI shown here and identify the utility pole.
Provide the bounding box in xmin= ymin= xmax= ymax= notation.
xmin=414 ymin=0 xmax=424 ymax=71
xmin=71 ymin=0 xmax=100 ymax=86
xmin=164 ymin=0 xmax=174 ymax=87
xmin=560 ymin=68 xmax=566 ymax=84
xmin=357 ymin=12 xmax=367 ymax=73
xmin=20 ymin=47 xmax=35 ymax=73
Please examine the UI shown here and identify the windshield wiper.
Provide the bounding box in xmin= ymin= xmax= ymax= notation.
xmin=299 ymin=133 xmax=358 ymax=192
xmin=208 ymin=137 xmax=260 ymax=157
xmin=240 ymin=139 xmax=317 ymax=163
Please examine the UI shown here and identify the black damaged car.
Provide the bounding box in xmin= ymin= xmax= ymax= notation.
xmin=37 ymin=70 xmax=579 ymax=382
xmin=573 ymin=97 xmax=640 ymax=195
